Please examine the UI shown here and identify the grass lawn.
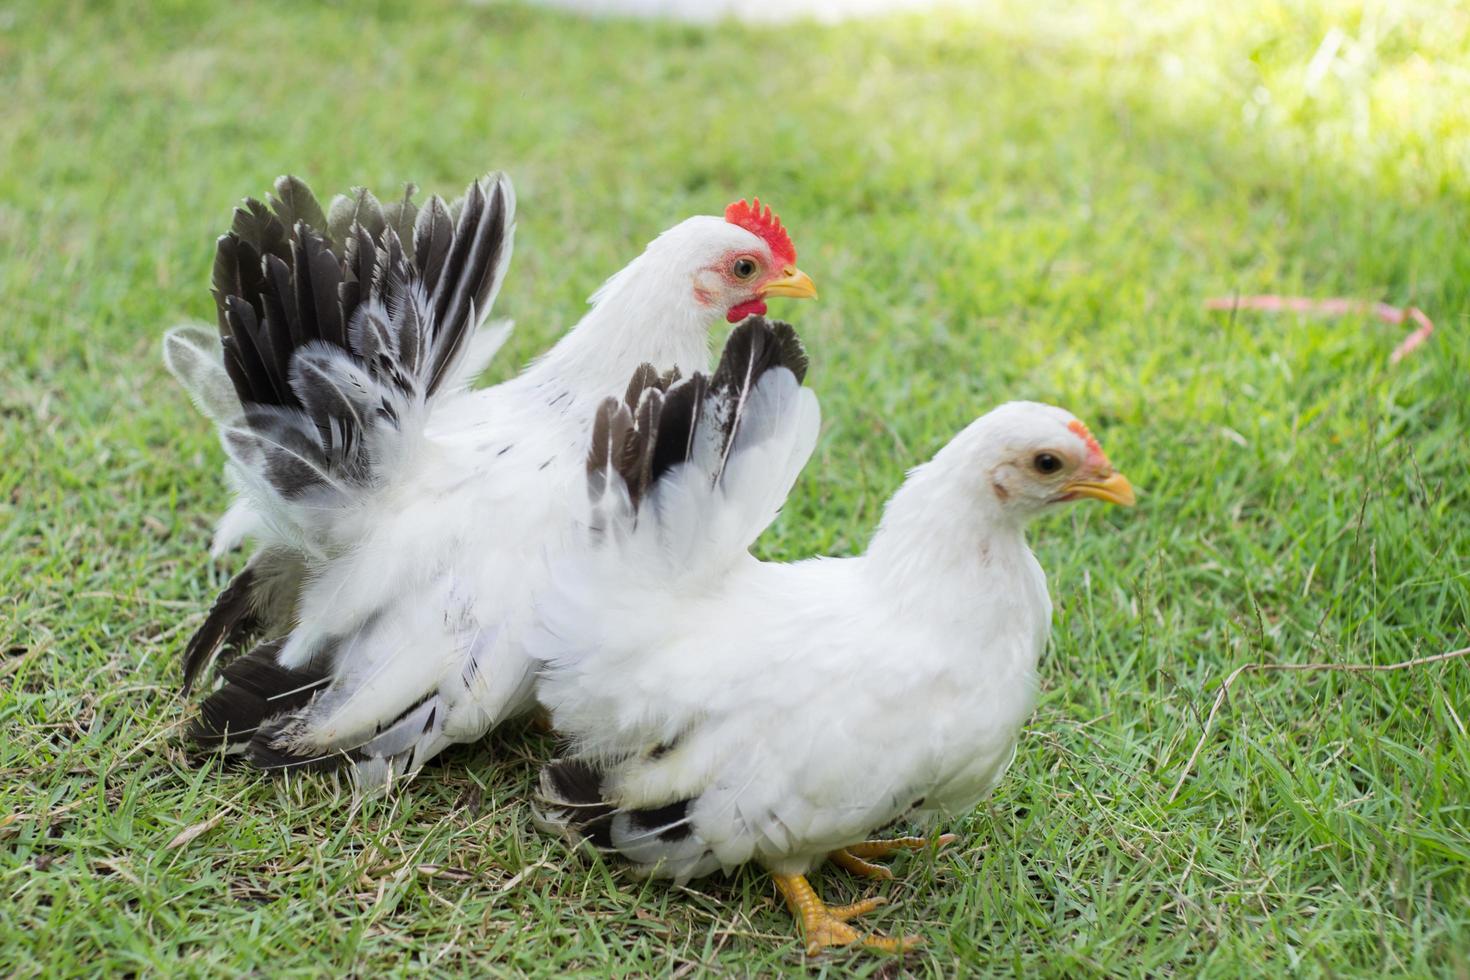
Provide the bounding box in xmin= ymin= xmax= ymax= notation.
xmin=3 ymin=0 xmax=1469 ymax=974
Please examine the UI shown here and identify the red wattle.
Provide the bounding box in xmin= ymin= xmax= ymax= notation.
xmin=726 ymin=299 xmax=767 ymax=323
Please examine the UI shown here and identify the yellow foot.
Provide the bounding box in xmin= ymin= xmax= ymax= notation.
xmin=830 ymin=832 xmax=958 ymax=879
xmin=828 ymin=849 xmax=893 ymax=880
xmin=771 ymin=872 xmax=920 ymax=956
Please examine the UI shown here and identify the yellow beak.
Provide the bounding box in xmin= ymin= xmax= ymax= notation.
xmin=760 ymin=266 xmax=818 ymax=300
xmin=1062 ymin=471 xmax=1136 ymax=507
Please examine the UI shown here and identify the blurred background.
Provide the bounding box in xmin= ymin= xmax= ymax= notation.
xmin=1 ymin=0 xmax=1467 ymax=973
xmin=528 ymin=0 xmax=950 ymax=21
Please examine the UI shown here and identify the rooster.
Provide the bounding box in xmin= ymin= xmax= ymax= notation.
xmin=164 ymin=173 xmax=816 ymax=788
xmin=532 ymin=319 xmax=1135 ymax=954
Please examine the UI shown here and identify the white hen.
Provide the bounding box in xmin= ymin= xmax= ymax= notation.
xmin=532 ymin=320 xmax=1135 ymax=954
xmin=163 ymin=174 xmax=816 ymax=788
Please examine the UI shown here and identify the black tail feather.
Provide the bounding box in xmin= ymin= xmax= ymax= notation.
xmin=204 ymin=172 xmax=512 ymax=503
xmin=538 ymin=759 xmax=696 ymax=853
xmin=540 ymin=759 xmax=618 ymax=849
xmin=181 ymin=567 xmax=259 ymax=695
xmin=211 ymin=172 xmax=508 ymax=416
xmin=327 ymin=185 xmax=387 ymax=250
xmin=189 ymin=641 xmax=326 ymax=749
xmin=245 ymin=714 xmax=360 ymax=774
xmin=177 ymin=172 xmax=515 ymax=781
xmin=269 ymin=175 xmax=328 ymax=240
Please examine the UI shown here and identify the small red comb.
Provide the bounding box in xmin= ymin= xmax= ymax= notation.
xmin=725 ymin=198 xmax=796 ymax=266
xmin=1068 ymin=419 xmax=1108 ymax=465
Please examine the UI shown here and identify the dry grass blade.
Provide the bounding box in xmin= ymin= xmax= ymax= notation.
xmin=1168 ymin=644 xmax=1470 ymax=802
xmin=167 ymin=813 xmax=226 ymax=849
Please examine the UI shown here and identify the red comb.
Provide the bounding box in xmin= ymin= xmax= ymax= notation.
xmin=724 ymin=198 xmax=796 ymax=266
xmin=1068 ymin=419 xmax=1108 ymax=465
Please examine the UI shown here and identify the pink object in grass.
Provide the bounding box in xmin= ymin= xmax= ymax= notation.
xmin=1204 ymin=295 xmax=1435 ymax=364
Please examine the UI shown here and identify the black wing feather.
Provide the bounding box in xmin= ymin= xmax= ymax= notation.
xmin=590 ymin=318 xmax=809 ymax=508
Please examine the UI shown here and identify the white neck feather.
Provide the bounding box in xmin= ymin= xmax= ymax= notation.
xmin=523 ymin=246 xmax=720 ymax=398
xmin=862 ymin=421 xmax=1031 ymax=597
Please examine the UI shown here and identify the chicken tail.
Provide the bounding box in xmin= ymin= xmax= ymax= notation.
xmin=163 ymin=172 xmax=516 ymax=552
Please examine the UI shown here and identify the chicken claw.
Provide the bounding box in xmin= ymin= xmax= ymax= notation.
xmin=771 ymin=872 xmax=919 ymax=955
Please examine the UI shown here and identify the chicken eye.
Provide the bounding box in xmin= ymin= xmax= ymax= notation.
xmin=731 ymin=257 xmax=759 ymax=280
xmin=1033 ymin=452 xmax=1063 ymax=475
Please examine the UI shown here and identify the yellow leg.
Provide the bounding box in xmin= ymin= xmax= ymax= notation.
xmin=770 ymin=872 xmax=919 ymax=956
xmin=828 ymin=848 xmax=893 ymax=880
xmin=830 ymin=832 xmax=959 ymax=881
xmin=843 ymin=832 xmax=958 ymax=861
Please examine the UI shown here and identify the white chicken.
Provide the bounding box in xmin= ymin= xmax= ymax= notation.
xmin=163 ymin=173 xmax=816 ymax=788
xmin=532 ymin=318 xmax=1135 ymax=953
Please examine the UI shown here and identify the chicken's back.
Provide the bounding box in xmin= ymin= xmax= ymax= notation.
xmin=536 ymin=539 xmax=1050 ymax=880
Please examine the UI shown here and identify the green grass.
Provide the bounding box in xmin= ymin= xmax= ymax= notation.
xmin=3 ymin=0 xmax=1468 ymax=974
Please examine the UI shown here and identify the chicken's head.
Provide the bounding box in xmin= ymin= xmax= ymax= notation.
xmin=618 ymin=198 xmax=817 ymax=327
xmin=712 ymin=199 xmax=817 ymax=322
xmin=962 ymin=402 xmax=1136 ymax=521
